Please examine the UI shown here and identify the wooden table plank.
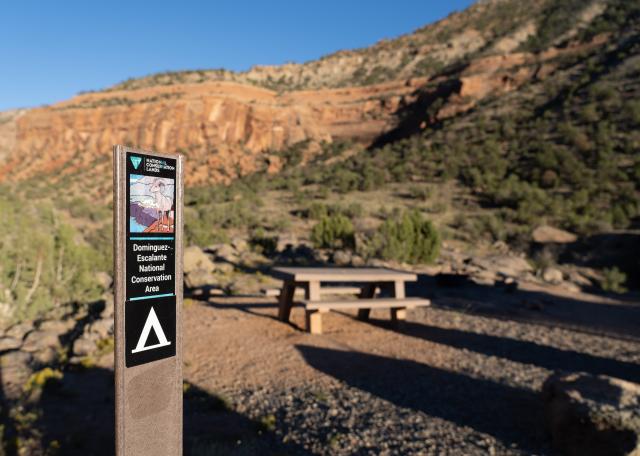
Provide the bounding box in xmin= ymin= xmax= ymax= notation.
xmin=271 ymin=267 xmax=417 ymax=282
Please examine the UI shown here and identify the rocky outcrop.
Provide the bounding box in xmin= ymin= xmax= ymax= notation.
xmin=0 ymin=79 xmax=426 ymax=190
xmin=532 ymin=225 xmax=578 ymax=244
xmin=542 ymin=372 xmax=640 ymax=456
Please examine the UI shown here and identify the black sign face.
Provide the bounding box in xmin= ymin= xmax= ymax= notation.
xmin=125 ymin=152 xmax=177 ymax=367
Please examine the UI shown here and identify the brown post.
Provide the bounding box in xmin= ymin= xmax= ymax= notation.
xmin=114 ymin=146 xmax=183 ymax=456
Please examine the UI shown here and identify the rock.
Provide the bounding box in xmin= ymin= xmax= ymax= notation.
xmin=542 ymin=267 xmax=564 ymax=285
xmin=102 ymin=294 xmax=115 ymax=318
xmin=472 ymin=255 xmax=533 ymax=278
xmin=73 ymin=338 xmax=97 ymax=357
xmin=0 ymin=336 xmax=21 ymax=351
xmin=231 ymin=238 xmax=248 ymax=252
xmin=542 ymin=372 xmax=640 ymax=456
xmin=90 ymin=318 xmax=114 ymax=339
xmin=213 ymin=261 xmax=235 ymax=274
xmin=277 ymin=234 xmax=298 ymax=252
xmin=209 ymin=243 xmax=238 ymax=263
xmin=568 ymin=270 xmax=593 ymax=288
xmin=351 ymin=255 xmax=366 ymax=267
xmin=532 ymin=225 xmax=578 ymax=244
xmin=95 ymin=271 xmax=113 ymax=290
xmin=33 ymin=346 xmax=59 ymax=365
xmin=185 ymin=269 xmax=217 ymax=289
xmin=332 ymin=250 xmax=352 ymax=266
xmin=5 ymin=321 xmax=34 ymax=341
xmin=39 ymin=319 xmax=76 ymax=335
xmin=1 ymin=350 xmax=33 ymax=399
xmin=21 ymin=330 xmax=62 ymax=353
xmin=184 ymin=246 xmax=216 ymax=274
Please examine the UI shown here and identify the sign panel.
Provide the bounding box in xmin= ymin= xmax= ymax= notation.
xmin=125 ymin=152 xmax=177 ymax=367
xmin=114 ymin=146 xmax=183 ymax=456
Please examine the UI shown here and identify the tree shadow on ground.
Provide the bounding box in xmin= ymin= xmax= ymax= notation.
xmin=368 ymin=318 xmax=640 ymax=384
xmin=297 ymin=344 xmax=550 ymax=454
xmin=407 ymin=274 xmax=640 ymax=342
xmin=1 ymin=364 xmax=305 ymax=455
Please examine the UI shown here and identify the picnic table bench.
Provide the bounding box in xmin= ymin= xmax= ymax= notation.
xmin=271 ymin=267 xmax=430 ymax=334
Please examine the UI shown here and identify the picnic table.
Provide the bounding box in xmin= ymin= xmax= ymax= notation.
xmin=271 ymin=267 xmax=430 ymax=334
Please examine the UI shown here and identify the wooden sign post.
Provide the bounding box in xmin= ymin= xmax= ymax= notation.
xmin=113 ymin=145 xmax=183 ymax=455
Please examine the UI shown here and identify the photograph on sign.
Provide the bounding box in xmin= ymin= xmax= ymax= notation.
xmin=129 ymin=174 xmax=175 ymax=233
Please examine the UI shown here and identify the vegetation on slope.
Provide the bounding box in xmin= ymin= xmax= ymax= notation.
xmin=0 ymin=187 xmax=108 ymax=321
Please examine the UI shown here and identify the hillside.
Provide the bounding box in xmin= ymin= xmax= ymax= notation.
xmin=0 ymin=0 xmax=638 ymax=324
xmin=0 ymin=0 xmax=622 ymax=197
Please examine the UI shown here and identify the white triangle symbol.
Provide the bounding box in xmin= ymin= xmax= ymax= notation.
xmin=132 ymin=307 xmax=171 ymax=353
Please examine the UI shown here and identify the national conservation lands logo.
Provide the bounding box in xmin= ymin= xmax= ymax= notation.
xmin=130 ymin=155 xmax=142 ymax=169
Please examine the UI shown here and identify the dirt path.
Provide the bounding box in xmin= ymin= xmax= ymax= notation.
xmin=183 ymin=295 xmax=640 ymax=454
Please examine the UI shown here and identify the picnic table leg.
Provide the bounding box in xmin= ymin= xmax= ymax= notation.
xmin=277 ymin=280 xmax=296 ymax=322
xmin=390 ymin=280 xmax=407 ymax=325
xmin=304 ymin=280 xmax=324 ymax=333
xmin=306 ymin=280 xmax=321 ymax=301
xmin=357 ymin=283 xmax=377 ymax=320
xmin=306 ymin=309 xmax=328 ymax=334
xmin=391 ymin=308 xmax=407 ymax=322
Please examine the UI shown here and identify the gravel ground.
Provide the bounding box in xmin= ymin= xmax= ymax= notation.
xmin=184 ymin=296 xmax=640 ymax=455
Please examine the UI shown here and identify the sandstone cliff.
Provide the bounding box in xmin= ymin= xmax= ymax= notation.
xmin=0 ymin=0 xmax=610 ymax=195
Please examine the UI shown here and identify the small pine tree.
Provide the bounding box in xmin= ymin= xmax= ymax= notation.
xmin=372 ymin=210 xmax=440 ymax=264
xmin=311 ymin=215 xmax=355 ymax=250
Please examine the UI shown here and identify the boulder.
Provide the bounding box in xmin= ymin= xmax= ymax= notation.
xmin=351 ymin=255 xmax=366 ymax=267
xmin=102 ymin=294 xmax=115 ymax=318
xmin=542 ymin=267 xmax=564 ymax=285
xmin=208 ymin=244 xmax=238 ymax=263
xmin=277 ymin=233 xmax=298 ymax=252
xmin=0 ymin=336 xmax=21 ymax=351
xmin=1 ymin=350 xmax=33 ymax=399
xmin=39 ymin=318 xmax=76 ymax=335
xmin=5 ymin=322 xmax=34 ymax=341
xmin=184 ymin=246 xmax=216 ymax=274
xmin=213 ymin=261 xmax=235 ymax=274
xmin=230 ymin=237 xmax=248 ymax=252
xmin=21 ymin=330 xmax=62 ymax=353
xmin=89 ymin=318 xmax=114 ymax=339
xmin=332 ymin=250 xmax=352 ymax=266
xmin=533 ymin=225 xmax=578 ymax=244
xmin=73 ymin=338 xmax=97 ymax=357
xmin=33 ymin=346 xmax=59 ymax=365
xmin=542 ymin=372 xmax=640 ymax=456
xmin=95 ymin=271 xmax=113 ymax=290
xmin=184 ymin=269 xmax=217 ymax=289
xmin=472 ymin=254 xmax=533 ymax=278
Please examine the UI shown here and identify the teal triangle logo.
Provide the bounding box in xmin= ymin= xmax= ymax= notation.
xmin=130 ymin=156 xmax=142 ymax=169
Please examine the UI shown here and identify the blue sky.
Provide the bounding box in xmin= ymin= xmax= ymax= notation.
xmin=0 ymin=1 xmax=475 ymax=111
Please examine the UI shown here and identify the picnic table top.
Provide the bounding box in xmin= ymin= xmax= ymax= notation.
xmin=271 ymin=267 xmax=417 ymax=282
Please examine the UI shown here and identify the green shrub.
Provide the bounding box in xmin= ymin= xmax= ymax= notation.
xmin=600 ymin=267 xmax=627 ymax=294
xmin=249 ymin=228 xmax=278 ymax=256
xmin=408 ymin=185 xmax=431 ymax=201
xmin=311 ymin=215 xmax=355 ymax=250
xmin=23 ymin=368 xmax=63 ymax=394
xmin=308 ymin=202 xmax=329 ymax=220
xmin=368 ymin=210 xmax=440 ymax=264
xmin=307 ymin=202 xmax=364 ymax=220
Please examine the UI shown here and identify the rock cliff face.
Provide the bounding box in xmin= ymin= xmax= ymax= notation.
xmin=0 ymin=0 xmax=611 ymax=191
xmin=1 ymin=79 xmax=429 ymax=187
